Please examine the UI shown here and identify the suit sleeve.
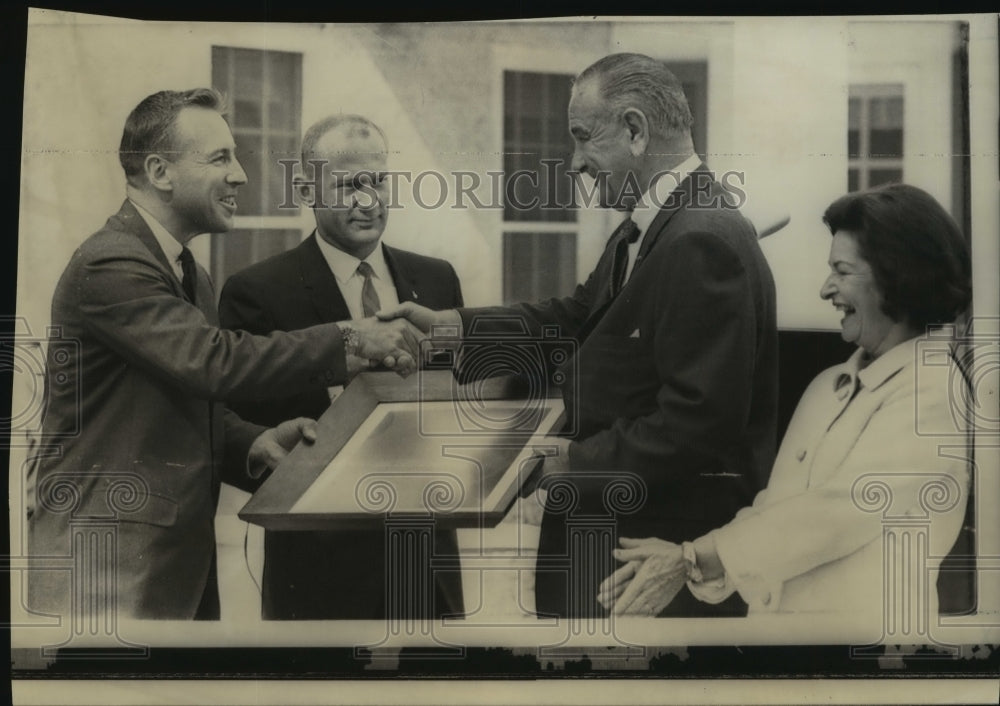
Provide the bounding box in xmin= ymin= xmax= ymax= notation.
xmin=568 ymin=230 xmax=760 ymax=476
xmin=219 ymin=407 xmax=268 ymax=493
xmin=73 ymin=250 xmax=348 ymax=404
xmin=446 ymin=262 xmax=464 ymax=308
xmin=456 ymin=260 xmax=600 ymax=338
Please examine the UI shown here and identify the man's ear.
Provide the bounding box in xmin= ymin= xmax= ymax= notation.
xmin=143 ymin=154 xmax=173 ymax=194
xmin=294 ymin=175 xmax=315 ymax=207
xmin=622 ymin=108 xmax=650 ymax=157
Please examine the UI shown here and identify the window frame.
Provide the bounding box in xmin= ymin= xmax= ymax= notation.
xmin=209 ymin=45 xmax=312 ymax=293
xmin=848 ymin=83 xmax=905 ymax=192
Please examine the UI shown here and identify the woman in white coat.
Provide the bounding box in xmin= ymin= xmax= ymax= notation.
xmin=598 ymin=183 xmax=973 ymax=618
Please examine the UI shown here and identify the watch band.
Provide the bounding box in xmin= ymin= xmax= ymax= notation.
xmin=337 ymin=323 xmax=360 ymax=357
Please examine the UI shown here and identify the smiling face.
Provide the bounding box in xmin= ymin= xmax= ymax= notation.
xmin=820 ymin=230 xmax=914 ymax=358
xmin=567 ymin=78 xmax=640 ymax=211
xmin=164 ymin=107 xmax=247 ymax=238
xmin=302 ymin=125 xmax=389 ymax=259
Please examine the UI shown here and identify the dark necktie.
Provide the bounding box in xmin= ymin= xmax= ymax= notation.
xmin=356 ymin=261 xmax=381 ymax=317
xmin=179 ymin=247 xmax=197 ymax=304
xmin=610 ymin=217 xmax=641 ymax=298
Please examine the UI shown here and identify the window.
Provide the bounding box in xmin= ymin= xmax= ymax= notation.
xmin=500 ymin=63 xmax=708 ymax=306
xmin=211 ymin=46 xmax=304 ymax=290
xmin=501 ymin=70 xmax=577 ymax=304
xmin=503 ymin=71 xmax=577 ymax=224
xmin=848 ymin=85 xmax=904 ymax=192
xmin=503 ymin=231 xmax=577 ymax=304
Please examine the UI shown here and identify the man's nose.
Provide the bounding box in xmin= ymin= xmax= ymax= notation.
xmin=352 ymin=187 xmax=382 ymax=212
xmin=228 ymin=158 xmax=248 ymax=186
xmin=570 ymin=149 xmax=587 ymax=175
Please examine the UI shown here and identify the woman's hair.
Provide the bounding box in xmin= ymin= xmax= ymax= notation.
xmin=823 ymin=183 xmax=972 ymax=329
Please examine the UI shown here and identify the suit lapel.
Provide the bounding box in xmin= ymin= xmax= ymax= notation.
xmin=383 ymin=244 xmax=420 ymax=304
xmin=296 ymin=233 xmax=353 ymax=324
xmin=112 ymin=200 xmax=189 ymax=301
xmin=631 ymin=163 xmax=711 ymax=278
xmin=113 ymin=201 xmax=219 ymax=484
xmin=573 ymin=165 xmax=713 ymax=342
xmin=573 ymin=232 xmax=627 ymax=344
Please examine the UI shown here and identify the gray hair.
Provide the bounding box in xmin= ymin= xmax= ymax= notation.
xmin=576 ymin=53 xmax=693 ymax=137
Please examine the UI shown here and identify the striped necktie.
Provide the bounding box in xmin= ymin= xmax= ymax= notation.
xmin=356 ymin=261 xmax=381 ymax=317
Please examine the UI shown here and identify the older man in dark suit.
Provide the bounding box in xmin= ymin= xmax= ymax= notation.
xmin=219 ymin=115 xmax=465 ymax=620
xmin=383 ymin=53 xmax=779 ymax=618
xmin=27 ymin=90 xmax=425 ymax=621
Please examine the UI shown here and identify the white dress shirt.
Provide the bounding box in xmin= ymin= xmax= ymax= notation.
xmin=314 ymin=233 xmax=400 ymax=319
xmin=314 ymin=233 xmax=401 ymax=401
xmin=130 ymin=199 xmax=185 ymax=281
xmin=625 ymin=153 xmax=702 ymax=282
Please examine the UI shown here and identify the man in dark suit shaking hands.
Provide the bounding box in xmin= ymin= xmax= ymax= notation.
xmin=27 ymin=90 xmax=425 ymax=621
xmin=383 ymin=53 xmax=779 ymax=618
xmin=219 ymin=115 xmax=465 ymax=620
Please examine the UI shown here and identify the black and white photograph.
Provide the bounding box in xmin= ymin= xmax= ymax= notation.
xmin=5 ymin=5 xmax=999 ymax=705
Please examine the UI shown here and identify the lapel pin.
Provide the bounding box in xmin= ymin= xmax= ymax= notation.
xmin=412 ymin=291 xmax=419 ymax=299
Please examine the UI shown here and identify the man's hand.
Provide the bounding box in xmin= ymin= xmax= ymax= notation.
xmin=247 ymin=416 xmax=318 ymax=479
xmin=377 ymin=301 xmax=461 ymax=337
xmin=346 ymin=317 xmax=427 ymax=377
xmin=597 ymin=537 xmax=687 ymax=616
xmin=345 ymin=354 xmax=373 ymax=380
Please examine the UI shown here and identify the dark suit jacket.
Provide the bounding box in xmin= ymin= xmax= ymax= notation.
xmin=458 ymin=168 xmax=779 ymax=617
xmin=219 ymin=233 xmax=465 ymax=619
xmin=27 ymin=201 xmax=349 ymax=619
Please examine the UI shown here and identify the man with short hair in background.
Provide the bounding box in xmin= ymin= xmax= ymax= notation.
xmin=220 ymin=114 xmax=465 ymax=620
xmin=27 ymin=90 xmax=424 ymax=620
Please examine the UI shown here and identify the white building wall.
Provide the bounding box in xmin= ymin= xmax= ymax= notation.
xmin=19 ymin=13 xmax=968 ymax=335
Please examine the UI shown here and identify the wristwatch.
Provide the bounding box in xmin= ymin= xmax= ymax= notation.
xmin=681 ymin=541 xmax=703 ymax=583
xmin=337 ymin=323 xmax=360 ymax=357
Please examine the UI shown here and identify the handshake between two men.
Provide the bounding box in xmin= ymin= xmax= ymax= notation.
xmin=341 ymin=304 xmax=450 ymax=378
xmin=351 ymin=301 xmax=465 ymax=377
xmin=242 ymin=304 xmax=449 ymax=480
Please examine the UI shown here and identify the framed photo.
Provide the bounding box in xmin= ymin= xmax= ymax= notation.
xmin=239 ymin=370 xmax=565 ymax=530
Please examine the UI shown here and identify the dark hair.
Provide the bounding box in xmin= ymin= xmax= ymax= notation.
xmin=300 ymin=114 xmax=387 ymax=173
xmin=576 ymin=53 xmax=693 ymax=137
xmin=822 ymin=183 xmax=971 ymax=329
xmin=118 ymin=88 xmax=226 ymax=182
